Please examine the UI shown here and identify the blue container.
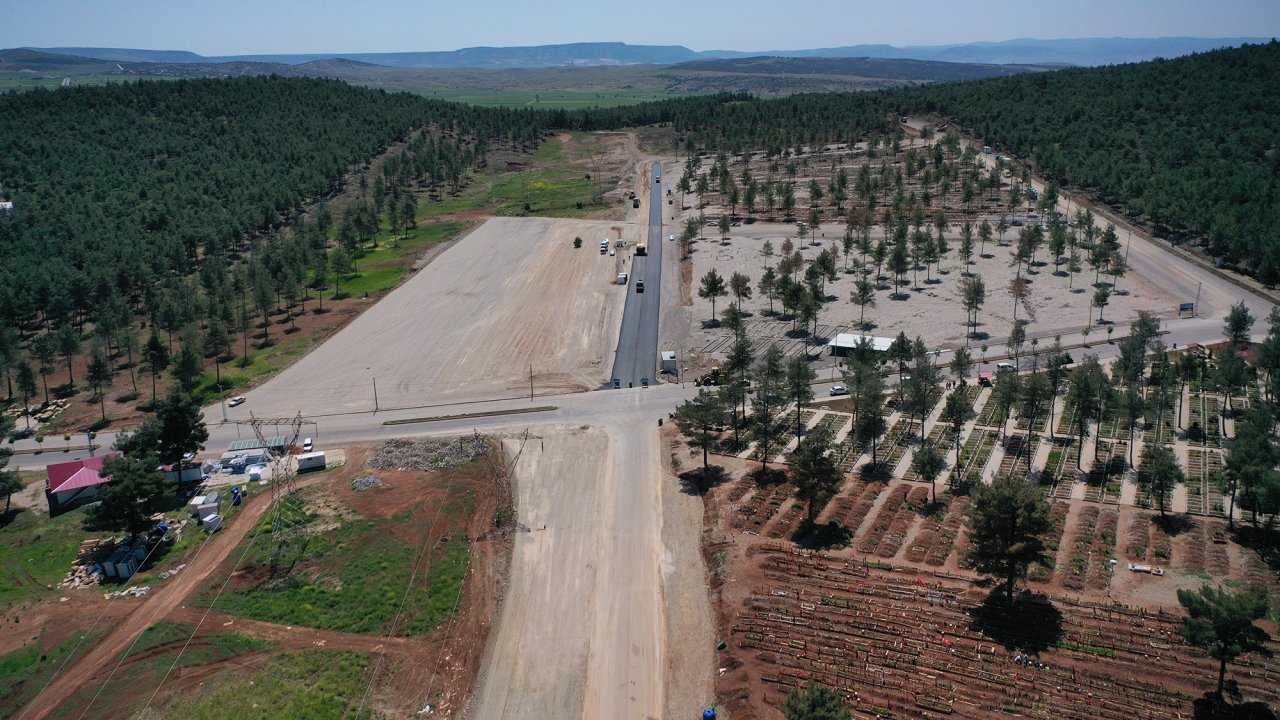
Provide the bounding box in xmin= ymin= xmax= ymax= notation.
xmin=703 ymin=710 xmax=716 ymax=719
xmin=232 ymin=494 xmax=242 ymax=507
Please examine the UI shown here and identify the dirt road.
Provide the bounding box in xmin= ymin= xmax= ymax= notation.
xmin=466 ymin=422 xmax=666 ymax=719
xmin=17 ymin=490 xmax=275 ymax=720
xmin=230 ymin=217 xmax=635 ymax=420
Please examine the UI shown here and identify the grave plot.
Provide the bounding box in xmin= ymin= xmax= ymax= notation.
xmin=1029 ymin=501 xmax=1071 ymax=584
xmin=1044 ymin=437 xmax=1080 ymax=499
xmin=1184 ymin=448 xmax=1227 ymax=516
xmin=718 ymin=548 xmax=1280 ymax=720
xmin=1123 ymin=513 xmax=1173 ymax=566
xmin=1186 ymin=393 xmax=1223 ymax=448
xmin=995 ymin=432 xmax=1036 ymax=480
xmin=856 ymin=485 xmax=931 ymax=558
xmin=947 ymin=429 xmax=997 ymax=488
xmin=903 ymin=493 xmax=971 ymax=567
xmin=820 ymin=478 xmax=886 ymax=540
xmin=1062 ymin=505 xmax=1119 ymax=591
xmin=732 ymin=482 xmax=796 ymax=533
xmin=1083 ymin=440 xmax=1126 ymax=503
xmin=1141 ymin=386 xmax=1177 ymax=446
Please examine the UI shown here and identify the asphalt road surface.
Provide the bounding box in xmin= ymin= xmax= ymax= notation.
xmin=610 ymin=162 xmax=664 ymax=389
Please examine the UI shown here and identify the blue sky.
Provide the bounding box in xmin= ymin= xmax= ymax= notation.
xmin=2 ymin=0 xmax=1277 ymax=54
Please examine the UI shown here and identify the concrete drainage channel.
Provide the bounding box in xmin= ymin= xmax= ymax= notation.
xmin=381 ymin=406 xmax=557 ymax=426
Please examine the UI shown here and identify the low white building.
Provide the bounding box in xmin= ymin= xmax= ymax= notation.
xmin=827 ymin=333 xmax=895 ymax=357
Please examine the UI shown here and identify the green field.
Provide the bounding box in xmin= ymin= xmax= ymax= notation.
xmin=0 ymin=506 xmax=106 ymax=607
xmin=0 ymin=631 xmax=106 ymax=718
xmin=401 ymin=86 xmax=671 ymax=108
xmin=208 ymin=490 xmax=474 ymax=636
xmin=172 ymin=650 xmax=375 ymax=720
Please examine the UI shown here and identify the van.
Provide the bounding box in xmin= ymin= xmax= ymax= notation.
xmin=996 ymin=362 xmax=1017 ymax=371
xmin=302 ymin=438 xmax=313 ymax=452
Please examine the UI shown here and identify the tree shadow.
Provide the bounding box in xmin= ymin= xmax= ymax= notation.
xmin=1154 ymin=513 xmax=1195 ymax=537
xmin=859 ymin=462 xmax=892 ymax=483
xmin=678 ymin=465 xmax=731 ymax=495
xmin=968 ymin=588 xmax=1064 ymax=653
xmin=1193 ymin=692 xmax=1278 ymax=720
xmin=0 ymin=507 xmax=28 ymax=530
xmin=792 ymin=519 xmax=853 ymax=549
xmin=748 ymin=466 xmax=789 ymax=487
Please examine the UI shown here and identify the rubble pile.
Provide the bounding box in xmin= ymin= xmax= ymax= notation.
xmin=351 ymin=475 xmax=387 ymax=491
xmin=368 ymin=436 xmax=490 ymax=472
xmin=61 ymin=538 xmax=113 ymax=588
xmin=103 ymin=586 xmax=150 ymax=600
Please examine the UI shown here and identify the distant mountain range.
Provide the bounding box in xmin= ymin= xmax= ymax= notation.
xmin=28 ymin=36 xmax=1267 ymax=69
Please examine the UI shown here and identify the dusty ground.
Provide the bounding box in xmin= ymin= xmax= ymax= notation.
xmin=232 ymin=216 xmax=637 ymax=419
xmin=670 ymin=130 xmax=1261 ymax=370
xmin=684 ymin=218 xmax=1179 ymax=360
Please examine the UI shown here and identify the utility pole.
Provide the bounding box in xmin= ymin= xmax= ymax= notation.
xmin=372 ymin=377 xmax=379 ymax=412
xmin=1194 ymin=282 xmax=1202 ymax=318
xmin=529 ymin=364 xmax=534 ymax=401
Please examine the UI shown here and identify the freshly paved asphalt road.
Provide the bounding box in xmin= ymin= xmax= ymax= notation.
xmin=610 ymin=162 xmax=664 ymax=389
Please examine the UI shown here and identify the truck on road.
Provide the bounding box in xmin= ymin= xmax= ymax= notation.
xmin=635 ymin=243 xmax=647 ymax=256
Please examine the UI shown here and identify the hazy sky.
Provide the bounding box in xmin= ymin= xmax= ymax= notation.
xmin=2 ymin=0 xmax=1277 ymax=54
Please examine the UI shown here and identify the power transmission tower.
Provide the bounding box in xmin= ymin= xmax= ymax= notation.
xmin=243 ymin=412 xmax=310 ymax=573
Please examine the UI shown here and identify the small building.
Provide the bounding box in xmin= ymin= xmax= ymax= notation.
xmin=827 ymin=333 xmax=894 ymax=358
xmin=161 ymin=462 xmax=204 ymax=483
xmin=0 ymin=201 xmax=13 ymax=212
xmin=660 ymin=351 xmax=677 ymax=375
xmin=46 ymin=453 xmax=118 ymax=515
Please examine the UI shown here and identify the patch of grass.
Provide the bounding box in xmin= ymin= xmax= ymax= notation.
xmin=131 ymin=621 xmax=272 ymax=665
xmin=170 ymin=650 xmax=374 ymax=720
xmin=481 ymin=164 xmax=607 ymax=218
xmin=0 ymin=631 xmax=106 ymax=717
xmin=210 ymin=500 xmax=472 ymax=635
xmin=338 ymin=220 xmax=470 ymax=297
xmin=0 ymin=507 xmax=106 ymax=607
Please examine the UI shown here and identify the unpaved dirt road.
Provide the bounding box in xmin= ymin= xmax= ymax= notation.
xmin=17 ymin=489 xmax=276 ymax=720
xmin=233 ymin=217 xmax=636 ymax=419
xmin=467 ymin=421 xmax=666 ymax=719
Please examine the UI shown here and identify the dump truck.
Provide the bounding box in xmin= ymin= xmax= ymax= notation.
xmin=635 ymin=243 xmax=647 ymax=256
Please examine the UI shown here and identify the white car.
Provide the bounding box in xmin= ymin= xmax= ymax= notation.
xmin=228 ymin=396 xmax=246 ymax=407
xmin=302 ymin=438 xmax=313 ymax=452
xmin=829 ymin=384 xmax=849 ymax=396
xmin=996 ymin=362 xmax=1017 ymax=371
xmin=669 ymin=234 xmax=675 ymax=241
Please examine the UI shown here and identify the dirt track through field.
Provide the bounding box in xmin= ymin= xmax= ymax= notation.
xmin=16 ymin=489 xmax=277 ymax=720
xmin=232 ymin=217 xmax=633 ymax=420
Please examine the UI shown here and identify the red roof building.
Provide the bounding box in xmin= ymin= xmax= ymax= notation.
xmin=46 ymin=453 xmax=118 ymax=514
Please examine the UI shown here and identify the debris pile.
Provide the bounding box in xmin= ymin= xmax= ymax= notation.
xmin=103 ymin=586 xmax=150 ymax=600
xmin=157 ymin=563 xmax=187 ymax=581
xmin=61 ymin=538 xmax=115 ymax=588
xmin=369 ymin=436 xmax=489 ymax=472
xmin=351 ymin=475 xmax=387 ymax=492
